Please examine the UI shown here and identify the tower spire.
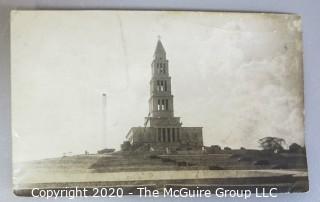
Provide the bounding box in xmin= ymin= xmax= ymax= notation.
xmin=154 ymin=37 xmax=166 ymax=58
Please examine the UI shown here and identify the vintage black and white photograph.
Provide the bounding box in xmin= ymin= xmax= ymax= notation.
xmin=11 ymin=10 xmax=308 ymax=196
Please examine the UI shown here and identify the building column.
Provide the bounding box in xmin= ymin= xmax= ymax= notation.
xmin=157 ymin=128 xmax=161 ymax=142
xmin=172 ymin=128 xmax=175 ymax=143
xmin=177 ymin=128 xmax=180 ymax=141
xmin=172 ymin=129 xmax=175 ymax=142
xmin=162 ymin=128 xmax=166 ymax=142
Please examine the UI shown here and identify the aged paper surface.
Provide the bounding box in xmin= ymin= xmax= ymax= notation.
xmin=11 ymin=11 xmax=307 ymax=197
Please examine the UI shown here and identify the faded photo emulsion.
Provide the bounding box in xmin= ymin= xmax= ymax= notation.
xmin=11 ymin=11 xmax=308 ymax=197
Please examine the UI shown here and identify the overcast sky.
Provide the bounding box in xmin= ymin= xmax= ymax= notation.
xmin=11 ymin=11 xmax=304 ymax=162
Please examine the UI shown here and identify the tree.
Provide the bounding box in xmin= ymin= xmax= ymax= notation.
xmin=207 ymin=145 xmax=222 ymax=153
xmin=121 ymin=141 xmax=132 ymax=151
xmin=258 ymin=137 xmax=285 ymax=153
xmin=224 ymin=147 xmax=232 ymax=151
xmin=289 ymin=143 xmax=304 ymax=153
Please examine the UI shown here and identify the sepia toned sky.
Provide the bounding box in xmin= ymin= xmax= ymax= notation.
xmin=11 ymin=11 xmax=304 ymax=162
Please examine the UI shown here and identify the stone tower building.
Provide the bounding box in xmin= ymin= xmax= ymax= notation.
xmin=126 ymin=39 xmax=203 ymax=152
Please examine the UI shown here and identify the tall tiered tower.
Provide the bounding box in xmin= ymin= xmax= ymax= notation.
xmin=146 ymin=39 xmax=181 ymax=130
xmin=125 ymin=39 xmax=203 ymax=151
